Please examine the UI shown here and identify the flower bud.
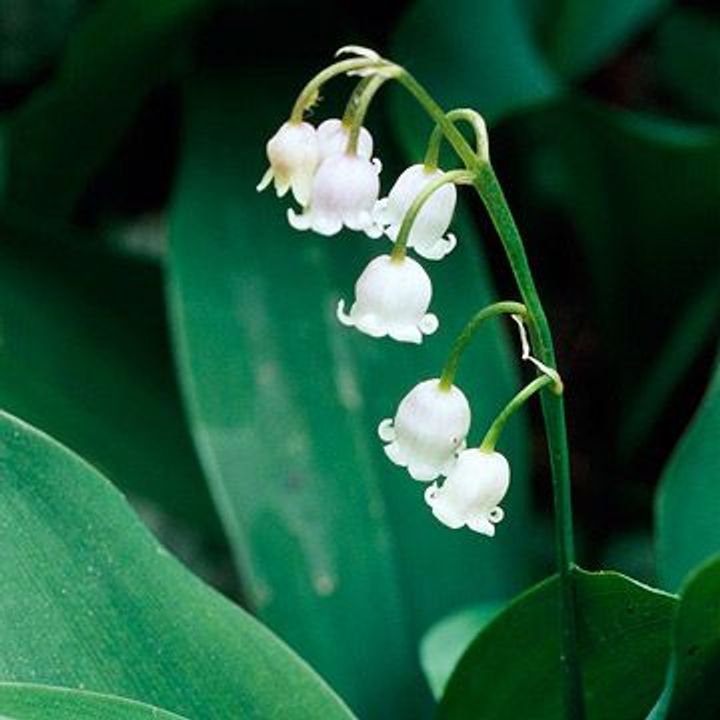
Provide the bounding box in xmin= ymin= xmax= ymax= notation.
xmin=375 ymin=164 xmax=457 ymax=260
xmin=288 ymin=153 xmax=383 ymax=237
xmin=336 ymin=254 xmax=438 ymax=343
xmin=256 ymin=121 xmax=320 ymax=206
xmin=424 ymin=449 xmax=510 ymax=536
xmin=378 ymin=379 xmax=471 ymax=481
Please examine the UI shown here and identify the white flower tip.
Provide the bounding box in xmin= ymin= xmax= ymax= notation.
xmin=424 ymin=483 xmax=439 ymax=504
xmin=371 ymin=157 xmax=383 ymax=174
xmin=287 ymin=207 xmax=311 ymax=232
xmin=336 ymin=299 xmax=354 ymax=327
xmin=469 ymin=517 xmax=496 ymax=536
xmin=419 ymin=313 xmax=439 ymax=335
xmin=377 ymin=418 xmax=395 ymax=442
xmin=256 ymin=167 xmax=273 ymax=193
xmin=408 ymin=462 xmax=439 ymax=482
xmin=335 ymin=45 xmax=381 ymax=61
xmin=383 ymin=440 xmax=407 ymax=468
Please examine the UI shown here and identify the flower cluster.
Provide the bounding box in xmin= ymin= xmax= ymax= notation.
xmin=258 ymin=50 xmax=514 ymax=536
xmin=257 ymin=59 xmax=463 ymax=344
xmin=379 ymin=379 xmax=510 ymax=535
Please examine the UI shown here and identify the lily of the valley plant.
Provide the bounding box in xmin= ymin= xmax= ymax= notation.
xmin=258 ymin=45 xmax=585 ymax=718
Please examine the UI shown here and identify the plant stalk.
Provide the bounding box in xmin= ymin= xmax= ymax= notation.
xmin=395 ymin=69 xmax=585 ymax=719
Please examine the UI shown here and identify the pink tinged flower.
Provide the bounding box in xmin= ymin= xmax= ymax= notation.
xmin=336 ymin=254 xmax=439 ymax=343
xmin=375 ymin=164 xmax=457 ymax=260
xmin=256 ymin=121 xmax=320 ymax=206
xmin=378 ymin=379 xmax=471 ymax=481
xmin=317 ymin=118 xmax=374 ymax=160
xmin=288 ymin=153 xmax=384 ymax=238
xmin=424 ymin=450 xmax=510 ymax=536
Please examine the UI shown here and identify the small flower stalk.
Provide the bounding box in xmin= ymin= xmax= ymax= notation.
xmin=378 ymin=379 xmax=471 ymax=481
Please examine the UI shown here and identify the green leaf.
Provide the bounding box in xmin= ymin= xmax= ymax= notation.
xmin=420 ymin=603 xmax=502 ymax=700
xmin=539 ymin=0 xmax=670 ymax=80
xmin=0 ymin=232 xmax=218 ymax=537
xmin=656 ymin=353 xmax=720 ymax=591
xmin=438 ymin=570 xmax=676 ymax=719
xmin=167 ymin=72 xmax=532 ymax=717
xmin=656 ymin=8 xmax=720 ymax=123
xmin=0 ymin=684 xmax=188 ymax=720
xmin=2 ymin=0 xmax=211 ymax=221
xmin=0 ymin=409 xmax=353 ymax=719
xmin=391 ymin=0 xmax=560 ymax=152
xmin=650 ymin=555 xmax=720 ymax=719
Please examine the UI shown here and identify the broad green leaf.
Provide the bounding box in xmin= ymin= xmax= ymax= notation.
xmin=656 ymin=354 xmax=720 ymax=591
xmin=420 ymin=603 xmax=502 ymax=700
xmin=0 ymin=232 xmax=218 ymax=537
xmin=650 ymin=555 xmax=720 ymax=719
xmin=0 ymin=409 xmax=353 ymax=719
xmin=1 ymin=0 xmax=212 ymax=221
xmin=438 ymin=570 xmax=676 ymax=719
xmin=656 ymin=8 xmax=720 ymax=123
xmin=538 ymin=0 xmax=670 ymax=80
xmin=167 ymin=72 xmax=532 ymax=717
xmin=0 ymin=684 xmax=188 ymax=720
xmin=0 ymin=0 xmax=83 ymax=83
xmin=391 ymin=0 xmax=560 ymax=155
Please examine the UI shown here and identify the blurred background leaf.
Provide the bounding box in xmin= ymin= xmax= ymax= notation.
xmin=0 ymin=684 xmax=189 ymax=720
xmin=655 ymin=7 xmax=720 ymax=123
xmin=438 ymin=570 xmax=676 ymax=719
xmin=1 ymin=0 xmax=213 ymax=224
xmin=0 ymin=224 xmax=231 ymax=590
xmin=0 ymin=0 xmax=85 ymax=85
xmin=535 ymin=0 xmax=671 ymax=80
xmin=649 ymin=555 xmax=720 ymax=719
xmin=167 ymin=70 xmax=533 ymax=718
xmin=419 ymin=602 xmax=502 ymax=699
xmin=656 ymin=352 xmax=720 ymax=591
xmin=0 ymin=409 xmax=353 ymax=719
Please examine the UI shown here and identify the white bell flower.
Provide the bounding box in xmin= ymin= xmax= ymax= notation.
xmin=375 ymin=164 xmax=457 ymax=261
xmin=288 ymin=153 xmax=383 ymax=238
xmin=424 ymin=449 xmax=510 ymax=536
xmin=317 ymin=118 xmax=374 ymax=160
xmin=336 ymin=254 xmax=439 ymax=343
xmin=378 ymin=379 xmax=471 ymax=481
xmin=256 ymin=121 xmax=320 ymax=206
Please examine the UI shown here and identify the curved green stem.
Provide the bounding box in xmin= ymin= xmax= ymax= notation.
xmin=394 ymin=68 xmax=584 ymax=719
xmin=342 ymin=76 xmax=373 ymax=125
xmin=480 ymin=375 xmax=553 ymax=451
xmin=425 ymin=108 xmax=489 ymax=168
xmin=439 ymin=301 xmax=526 ymax=389
xmin=290 ymin=58 xmax=383 ymax=123
xmin=346 ymin=73 xmax=389 ymax=155
xmin=390 ymin=169 xmax=474 ymax=261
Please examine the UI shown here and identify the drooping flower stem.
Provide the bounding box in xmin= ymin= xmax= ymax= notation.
xmin=439 ymin=301 xmax=527 ymax=390
xmin=394 ymin=69 xmax=585 ymax=720
xmin=346 ymin=73 xmax=391 ymax=155
xmin=290 ymin=58 xmax=383 ymax=123
xmin=424 ymin=108 xmax=489 ymax=169
xmin=390 ymin=169 xmax=474 ymax=262
xmin=480 ymin=374 xmax=554 ymax=452
xmin=342 ymin=77 xmax=374 ymax=126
